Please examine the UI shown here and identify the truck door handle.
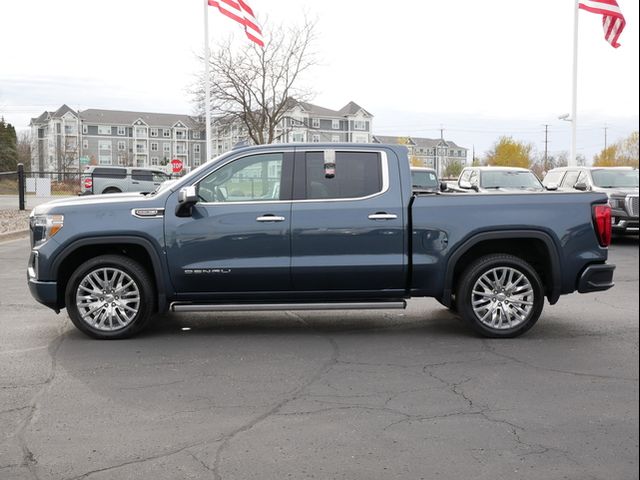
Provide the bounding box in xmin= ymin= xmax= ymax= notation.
xmin=256 ymin=215 xmax=286 ymax=222
xmin=368 ymin=213 xmax=397 ymax=220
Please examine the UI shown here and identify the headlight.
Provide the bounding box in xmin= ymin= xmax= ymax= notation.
xmin=608 ymin=197 xmax=624 ymax=209
xmin=30 ymin=214 xmax=64 ymax=246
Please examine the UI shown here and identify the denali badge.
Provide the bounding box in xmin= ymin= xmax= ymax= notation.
xmin=184 ymin=268 xmax=231 ymax=275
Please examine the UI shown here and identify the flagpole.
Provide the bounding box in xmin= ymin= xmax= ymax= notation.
xmin=570 ymin=0 xmax=579 ymax=167
xmin=204 ymin=0 xmax=212 ymax=163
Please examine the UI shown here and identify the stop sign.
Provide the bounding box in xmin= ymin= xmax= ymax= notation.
xmin=170 ymin=158 xmax=183 ymax=173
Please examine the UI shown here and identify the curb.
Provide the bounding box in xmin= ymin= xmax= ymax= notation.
xmin=0 ymin=230 xmax=29 ymax=243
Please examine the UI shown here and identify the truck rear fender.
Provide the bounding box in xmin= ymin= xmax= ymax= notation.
xmin=440 ymin=230 xmax=562 ymax=307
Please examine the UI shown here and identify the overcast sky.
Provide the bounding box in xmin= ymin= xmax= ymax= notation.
xmin=1 ymin=0 xmax=638 ymax=161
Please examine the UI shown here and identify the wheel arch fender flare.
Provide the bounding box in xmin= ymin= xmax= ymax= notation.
xmin=51 ymin=235 xmax=170 ymax=312
xmin=440 ymin=229 xmax=562 ymax=307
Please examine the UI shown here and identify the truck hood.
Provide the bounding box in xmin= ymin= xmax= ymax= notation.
xmin=32 ymin=192 xmax=162 ymax=215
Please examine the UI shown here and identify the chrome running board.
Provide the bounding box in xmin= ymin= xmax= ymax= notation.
xmin=170 ymin=301 xmax=406 ymax=313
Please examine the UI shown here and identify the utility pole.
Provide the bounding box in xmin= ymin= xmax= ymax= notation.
xmin=543 ymin=124 xmax=550 ymax=171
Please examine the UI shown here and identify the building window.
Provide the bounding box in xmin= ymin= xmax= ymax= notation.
xmin=117 ymin=126 xmax=126 ymax=136
xmin=332 ymin=119 xmax=340 ymax=130
xmin=135 ymin=142 xmax=147 ymax=153
xmin=163 ymin=129 xmax=170 ymax=137
xmin=331 ymin=135 xmax=340 ymax=143
xmin=150 ymin=128 xmax=158 ymax=137
xmin=193 ymin=158 xmax=201 ymax=167
xmin=163 ymin=143 xmax=171 ymax=154
xmin=312 ymin=118 xmax=320 ymax=128
xmin=292 ymin=133 xmax=304 ymax=142
xmin=98 ymin=140 xmax=112 ymax=151
xmin=64 ymin=124 xmax=77 ymax=135
xmin=82 ymin=139 xmax=89 ymax=150
xmin=134 ymin=126 xmax=147 ymax=137
xmin=312 ymin=134 xmax=320 ymax=143
xmin=117 ymin=154 xmax=126 ymax=165
xmin=98 ymin=154 xmax=112 ymax=165
xmin=194 ymin=144 xmax=201 ymax=153
xmin=151 ymin=142 xmax=158 ymax=152
xmin=354 ymin=135 xmax=368 ymax=143
xmin=117 ymin=141 xmax=126 ymax=151
xmin=151 ymin=156 xmax=159 ymax=165
xmin=193 ymin=131 xmax=200 ymax=139
xmin=82 ymin=124 xmax=88 ymax=134
xmin=353 ymin=120 xmax=366 ymax=130
xmin=175 ymin=130 xmax=186 ymax=140
xmin=98 ymin=125 xmax=111 ymax=135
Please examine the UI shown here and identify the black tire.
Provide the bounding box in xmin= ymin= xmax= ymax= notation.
xmin=456 ymin=254 xmax=544 ymax=338
xmin=102 ymin=187 xmax=122 ymax=194
xmin=65 ymin=255 xmax=155 ymax=339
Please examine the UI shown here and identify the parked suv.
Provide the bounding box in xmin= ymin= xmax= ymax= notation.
xmin=456 ymin=167 xmax=545 ymax=192
xmin=81 ymin=166 xmax=171 ymax=195
xmin=543 ymin=166 xmax=639 ymax=234
xmin=410 ymin=167 xmax=442 ymax=192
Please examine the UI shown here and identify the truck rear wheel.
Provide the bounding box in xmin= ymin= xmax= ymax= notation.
xmin=456 ymin=254 xmax=544 ymax=338
xmin=65 ymin=255 xmax=155 ymax=339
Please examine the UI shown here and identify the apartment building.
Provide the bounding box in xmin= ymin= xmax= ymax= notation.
xmin=372 ymin=135 xmax=468 ymax=176
xmin=212 ymin=99 xmax=373 ymax=155
xmin=30 ymin=105 xmax=206 ymax=172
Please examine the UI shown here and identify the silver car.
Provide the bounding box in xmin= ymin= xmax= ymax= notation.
xmin=81 ymin=166 xmax=171 ymax=195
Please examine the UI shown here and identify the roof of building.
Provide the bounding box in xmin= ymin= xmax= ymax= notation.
xmin=372 ymin=135 xmax=466 ymax=150
xmin=79 ymin=109 xmax=202 ymax=129
xmin=287 ymin=99 xmax=372 ymax=118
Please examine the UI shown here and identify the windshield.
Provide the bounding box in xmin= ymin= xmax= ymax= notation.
xmin=591 ymin=169 xmax=639 ymax=188
xmin=481 ymin=170 xmax=543 ymax=189
xmin=411 ymin=170 xmax=438 ymax=189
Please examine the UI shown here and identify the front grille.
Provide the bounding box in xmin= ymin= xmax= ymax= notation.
xmin=626 ymin=195 xmax=639 ymax=217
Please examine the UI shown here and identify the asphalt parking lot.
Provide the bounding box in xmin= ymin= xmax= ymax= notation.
xmin=0 ymin=236 xmax=638 ymax=480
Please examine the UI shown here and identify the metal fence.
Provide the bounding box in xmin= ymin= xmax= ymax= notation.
xmin=0 ymin=165 xmax=179 ymax=210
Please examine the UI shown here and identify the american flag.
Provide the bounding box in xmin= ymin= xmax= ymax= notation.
xmin=208 ymin=0 xmax=264 ymax=47
xmin=578 ymin=0 xmax=626 ymax=48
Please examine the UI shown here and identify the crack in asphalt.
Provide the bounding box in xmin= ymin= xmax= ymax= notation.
xmin=482 ymin=340 xmax=639 ymax=382
xmin=10 ymin=321 xmax=68 ymax=480
xmin=204 ymin=313 xmax=341 ymax=480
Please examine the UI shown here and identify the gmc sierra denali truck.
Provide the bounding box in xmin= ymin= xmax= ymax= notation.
xmin=27 ymin=144 xmax=615 ymax=339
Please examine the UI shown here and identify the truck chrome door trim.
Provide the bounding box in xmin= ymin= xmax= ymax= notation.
xmin=195 ymin=150 xmax=390 ymax=206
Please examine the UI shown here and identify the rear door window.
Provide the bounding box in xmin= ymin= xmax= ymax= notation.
xmin=93 ymin=168 xmax=126 ymax=179
xmin=303 ymin=151 xmax=382 ymax=200
xmin=132 ymin=170 xmax=154 ymax=182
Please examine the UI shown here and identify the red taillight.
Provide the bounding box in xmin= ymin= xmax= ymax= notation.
xmin=83 ymin=177 xmax=93 ymax=189
xmin=593 ymin=204 xmax=612 ymax=247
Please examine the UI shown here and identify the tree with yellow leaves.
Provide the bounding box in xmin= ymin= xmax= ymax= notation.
xmin=594 ymin=131 xmax=639 ymax=168
xmin=485 ymin=136 xmax=534 ymax=168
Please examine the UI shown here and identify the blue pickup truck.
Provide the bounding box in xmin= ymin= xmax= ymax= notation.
xmin=27 ymin=144 xmax=615 ymax=339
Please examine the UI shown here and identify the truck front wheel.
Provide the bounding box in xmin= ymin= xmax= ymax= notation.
xmin=456 ymin=254 xmax=544 ymax=338
xmin=65 ymin=255 xmax=155 ymax=339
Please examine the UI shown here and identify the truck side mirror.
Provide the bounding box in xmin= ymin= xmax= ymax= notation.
xmin=459 ymin=180 xmax=472 ymax=190
xmin=574 ymin=182 xmax=589 ymax=191
xmin=176 ymin=186 xmax=198 ymax=217
xmin=545 ymin=183 xmax=559 ymax=191
xmin=439 ymin=182 xmax=448 ymax=192
xmin=178 ymin=186 xmax=198 ymax=204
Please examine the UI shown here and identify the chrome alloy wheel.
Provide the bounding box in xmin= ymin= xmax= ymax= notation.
xmin=75 ymin=267 xmax=140 ymax=331
xmin=470 ymin=266 xmax=534 ymax=330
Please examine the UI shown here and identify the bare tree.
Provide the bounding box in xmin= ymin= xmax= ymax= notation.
xmin=193 ymin=18 xmax=318 ymax=145
xmin=17 ymin=131 xmax=31 ymax=171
